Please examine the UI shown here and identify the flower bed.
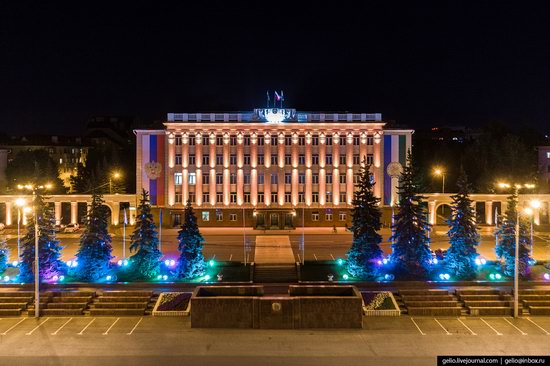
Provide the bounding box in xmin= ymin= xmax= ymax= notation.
xmin=361 ymin=291 xmax=401 ymax=316
xmin=152 ymin=292 xmax=192 ymax=316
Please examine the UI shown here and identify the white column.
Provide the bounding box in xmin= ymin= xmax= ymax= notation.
xmin=374 ymin=130 xmax=383 ymax=200
xmin=319 ymin=168 xmax=326 ymax=205
xmin=485 ymin=201 xmax=493 ymax=225
xmin=428 ymin=201 xmax=436 ymax=225
xmin=332 ymin=168 xmax=339 ymax=205
xmin=182 ymin=169 xmax=189 ymax=204
xmin=54 ymin=201 xmax=62 ymax=226
xmin=111 ymin=203 xmax=120 ymax=225
xmin=237 ymin=169 xmax=244 ymax=205
xmin=5 ymin=202 xmax=12 ymax=226
xmin=209 ymin=169 xmax=216 ymax=206
xmin=251 ymin=169 xmax=258 ymax=206
xmin=70 ymin=202 xmax=78 ymax=224
xmin=278 ymin=170 xmax=285 ymax=206
xmin=196 ymin=169 xmax=203 ymax=206
xmin=305 ymin=168 xmax=312 ymax=205
xmin=346 ymin=168 xmax=354 ymax=205
xmin=291 ymin=168 xmax=299 ymax=206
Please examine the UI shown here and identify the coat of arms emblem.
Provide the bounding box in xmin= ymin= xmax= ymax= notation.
xmin=144 ymin=161 xmax=162 ymax=180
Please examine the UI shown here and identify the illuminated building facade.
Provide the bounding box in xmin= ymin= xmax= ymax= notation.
xmin=135 ymin=108 xmax=412 ymax=228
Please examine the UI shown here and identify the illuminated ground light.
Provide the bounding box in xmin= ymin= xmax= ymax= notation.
xmin=66 ymin=260 xmax=78 ymax=268
xmin=342 ymin=274 xmax=349 ymax=280
xmin=164 ymin=259 xmax=176 ymax=267
xmin=489 ymin=273 xmax=502 ymax=280
xmin=209 ymin=260 xmax=216 ymax=267
xmin=438 ymin=273 xmax=451 ymax=281
xmin=3 ymin=275 xmax=10 ymax=282
xmin=106 ymin=275 xmax=113 ymax=281
xmin=544 ymin=273 xmax=550 ymax=281
xmin=11 ymin=260 xmax=19 ymax=267
xmin=384 ymin=274 xmax=395 ymax=281
xmin=204 ymin=274 xmax=211 ymax=281
xmin=475 ymin=258 xmax=487 ymax=266
xmin=336 ymin=258 xmax=344 ymax=266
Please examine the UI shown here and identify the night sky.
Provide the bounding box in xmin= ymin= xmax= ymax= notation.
xmin=1 ymin=1 xmax=550 ymax=135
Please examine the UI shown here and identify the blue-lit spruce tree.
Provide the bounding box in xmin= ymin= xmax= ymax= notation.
xmin=75 ymin=192 xmax=113 ymax=281
xmin=176 ymin=200 xmax=206 ymax=279
xmin=495 ymin=192 xmax=531 ymax=278
xmin=0 ymin=238 xmax=8 ymax=274
xmin=346 ymin=160 xmax=383 ymax=279
xmin=129 ymin=189 xmax=162 ymax=279
xmin=444 ymin=170 xmax=480 ymax=279
xmin=389 ymin=152 xmax=432 ymax=278
xmin=19 ymin=193 xmax=64 ymax=282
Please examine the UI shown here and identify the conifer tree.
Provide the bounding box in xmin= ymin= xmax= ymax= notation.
xmin=445 ymin=170 xmax=480 ymax=279
xmin=495 ymin=192 xmax=531 ymax=278
xmin=389 ymin=152 xmax=432 ymax=277
xmin=19 ymin=193 xmax=64 ymax=282
xmin=346 ymin=161 xmax=383 ymax=278
xmin=0 ymin=238 xmax=8 ymax=274
xmin=129 ymin=189 xmax=162 ymax=279
xmin=76 ymin=192 xmax=113 ymax=281
xmin=176 ymin=200 xmax=206 ymax=279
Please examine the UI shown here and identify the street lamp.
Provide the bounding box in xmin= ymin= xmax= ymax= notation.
xmin=17 ymin=183 xmax=52 ymax=319
xmin=433 ymin=168 xmax=445 ymax=193
xmin=109 ymin=171 xmax=121 ymax=194
xmin=497 ymin=182 xmax=535 ymax=318
xmin=14 ymin=198 xmax=27 ymax=259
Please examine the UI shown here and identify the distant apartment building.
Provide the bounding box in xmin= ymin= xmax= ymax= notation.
xmin=135 ymin=107 xmax=413 ymax=228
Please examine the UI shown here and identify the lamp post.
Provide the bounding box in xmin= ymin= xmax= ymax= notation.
xmin=109 ymin=172 xmax=121 ymax=194
xmin=17 ymin=183 xmax=52 ymax=319
xmin=434 ymin=168 xmax=445 ymax=193
xmin=497 ymin=182 xmax=535 ymax=318
xmin=15 ymin=198 xmax=27 ymax=259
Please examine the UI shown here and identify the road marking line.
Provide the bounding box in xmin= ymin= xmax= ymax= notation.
xmin=434 ymin=318 xmax=452 ymax=335
xmin=457 ymin=317 xmax=477 ymax=335
xmin=51 ymin=318 xmax=72 ymax=335
xmin=1 ymin=318 xmax=26 ymax=335
xmin=410 ymin=318 xmax=426 ymax=335
xmin=313 ymin=253 xmax=318 ymax=261
xmin=480 ymin=318 xmax=503 ymax=336
xmin=503 ymin=317 xmax=527 ymax=335
xmin=126 ymin=317 xmax=143 ymax=335
xmin=26 ymin=317 xmax=50 ymax=335
xmin=526 ymin=317 xmax=550 ymax=335
xmin=78 ymin=318 xmax=96 ymax=335
xmin=103 ymin=317 xmax=120 ymax=335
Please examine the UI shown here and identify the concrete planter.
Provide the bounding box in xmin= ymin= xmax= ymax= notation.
xmin=362 ymin=292 xmax=401 ymax=316
xmin=152 ymin=292 xmax=192 ymax=317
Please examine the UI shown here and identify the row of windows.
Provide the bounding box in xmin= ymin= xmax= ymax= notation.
xmin=174 ymin=172 xmax=362 ymax=185
xmin=200 ymin=211 xmax=347 ymax=222
xmin=175 ymin=153 xmax=374 ymax=166
xmin=174 ymin=134 xmax=374 ymax=146
xmin=175 ymin=191 xmax=349 ymax=205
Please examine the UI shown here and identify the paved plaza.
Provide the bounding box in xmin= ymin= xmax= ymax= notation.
xmin=0 ymin=315 xmax=549 ymax=365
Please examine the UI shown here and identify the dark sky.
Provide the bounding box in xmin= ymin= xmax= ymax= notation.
xmin=1 ymin=1 xmax=550 ymax=135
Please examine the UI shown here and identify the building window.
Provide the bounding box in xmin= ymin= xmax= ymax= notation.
xmin=326 ymin=191 xmax=332 ymax=202
xmin=299 ymin=154 xmax=305 ymax=165
xmin=230 ymin=136 xmax=237 ymax=145
xmin=299 ymin=173 xmax=305 ymax=184
xmin=353 ymin=135 xmax=360 ymax=145
xmin=326 ymin=154 xmax=332 ymax=165
xmin=175 ymin=192 xmax=182 ymax=203
xmin=174 ymin=172 xmax=183 ymax=185
xmin=216 ymin=136 xmax=223 ymax=145
xmin=244 ymin=192 xmax=251 ymax=203
xmin=230 ymin=154 xmax=237 ymax=165
xmin=312 ymin=212 xmax=319 ymax=221
xmin=339 ymin=175 xmax=346 ymax=184
xmin=188 ymin=193 xmax=195 ymax=203
xmin=326 ymin=136 xmax=332 ymax=145
xmin=285 ymin=135 xmax=292 ymax=145
xmin=258 ymin=174 xmax=264 ymax=184
xmin=353 ymin=154 xmax=360 ymax=165
xmin=216 ymin=174 xmax=223 ymax=184
xmin=230 ymin=173 xmax=237 ymax=184
xmin=353 ymin=174 xmax=359 ymax=184
xmin=189 ymin=135 xmax=195 ymax=145
xmin=202 ymin=136 xmax=209 ymax=145
xmin=366 ymin=154 xmax=374 ymax=165
xmin=216 ymin=154 xmax=223 ymax=165
xmin=284 ymin=173 xmax=292 ymax=184
xmin=203 ymin=193 xmax=210 ymax=202
xmin=312 ymin=136 xmax=319 ymax=145
xmin=271 ymin=192 xmax=278 ymax=202
xmin=326 ymin=174 xmax=332 ymax=184
xmin=216 ymin=211 xmax=223 ymax=221
xmin=298 ymin=136 xmax=305 ymax=145
xmin=325 ymin=213 xmax=333 ymax=221
xmin=216 ymin=193 xmax=223 ymax=203
xmin=229 ymin=213 xmax=237 ymax=221
xmin=339 ymin=155 xmax=346 ymax=165
xmin=285 ymin=193 xmax=292 ymax=203
xmin=189 ymin=172 xmax=196 ymax=185
xmin=258 ymin=154 xmax=264 ymax=165
xmin=312 ymin=174 xmax=319 ymax=184
xmin=271 ymin=155 xmax=278 ymax=166
xmin=312 ymin=193 xmax=319 ymax=203
xmin=189 ymin=155 xmax=195 ymax=165
xmin=175 ymin=136 xmax=182 ymax=145
xmin=202 ymin=155 xmax=210 ymax=165
xmin=203 ymin=174 xmax=210 ymax=184
xmin=340 ymin=192 xmax=346 ymax=203
xmin=312 ymin=154 xmax=319 ymax=165
xmin=175 ymin=154 xmax=182 ymax=165
xmin=298 ymin=192 xmax=304 ymax=203
xmin=258 ymin=192 xmax=264 ymax=203
xmin=244 ymin=136 xmax=251 ymax=145
xmin=284 ymin=154 xmax=291 ymax=165
xmin=271 ymin=136 xmax=278 ymax=145
xmin=230 ymin=193 xmax=237 ymax=203
xmin=339 ymin=212 xmax=346 ymax=221
xmin=202 ymin=211 xmax=210 ymax=221
xmin=258 ymin=136 xmax=264 ymax=145
xmin=244 ymin=174 xmax=251 ymax=184
xmin=271 ymin=174 xmax=278 ymax=184
xmin=367 ymin=136 xmax=373 ymax=145
xmin=244 ymin=154 xmax=251 ymax=165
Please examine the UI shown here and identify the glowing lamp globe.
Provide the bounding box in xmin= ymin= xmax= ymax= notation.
xmin=342 ymin=274 xmax=349 ymax=280
xmin=543 ymin=273 xmax=550 ymax=281
xmin=204 ymin=275 xmax=211 ymax=281
xmin=336 ymin=258 xmax=344 ymax=266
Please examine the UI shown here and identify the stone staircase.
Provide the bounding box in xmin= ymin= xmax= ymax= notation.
xmin=28 ymin=291 xmax=96 ymax=316
xmin=397 ymin=289 xmax=465 ymax=316
xmin=88 ymin=291 xmax=154 ymax=316
xmin=253 ymin=264 xmax=298 ymax=283
xmin=0 ymin=291 xmax=34 ymax=316
xmin=519 ymin=289 xmax=550 ymax=315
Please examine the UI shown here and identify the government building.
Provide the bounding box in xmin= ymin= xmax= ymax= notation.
xmin=135 ymin=107 xmax=412 ymax=228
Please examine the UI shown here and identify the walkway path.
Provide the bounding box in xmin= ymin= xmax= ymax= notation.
xmin=254 ymin=236 xmax=295 ymax=264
